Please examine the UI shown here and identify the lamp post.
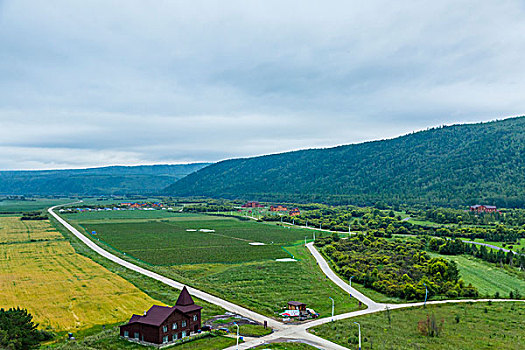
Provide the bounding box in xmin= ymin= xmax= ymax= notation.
xmin=424 ymin=283 xmax=428 ymax=307
xmin=354 ymin=322 xmax=361 ymax=350
xmin=305 ymin=236 xmax=307 ymax=246
xmin=349 ymin=276 xmax=354 ymax=287
xmin=329 ymin=297 xmax=334 ymax=321
xmin=234 ymin=322 xmax=239 ymax=350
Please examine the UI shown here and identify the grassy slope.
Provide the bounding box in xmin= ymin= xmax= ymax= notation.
xmin=253 ymin=343 xmax=319 ymax=350
xmin=311 ymin=302 xmax=525 ymax=350
xmin=428 ymin=252 xmax=525 ymax=297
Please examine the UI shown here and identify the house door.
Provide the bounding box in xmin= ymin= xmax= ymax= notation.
xmin=194 ymin=325 xmax=198 ymax=332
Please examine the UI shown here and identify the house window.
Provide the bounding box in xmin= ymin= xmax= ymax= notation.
xmin=163 ymin=335 xmax=169 ymax=344
xmin=172 ymin=322 xmax=178 ymax=330
xmin=173 ymin=333 xmax=178 ymax=340
xmin=181 ymin=331 xmax=187 ymax=338
xmin=134 ymin=332 xmax=139 ymax=339
xmin=193 ymin=315 xmax=198 ymax=321
xmin=162 ymin=325 xmax=168 ymax=333
xmin=123 ymin=331 xmax=129 ymax=338
xmin=181 ymin=320 xmax=187 ymax=327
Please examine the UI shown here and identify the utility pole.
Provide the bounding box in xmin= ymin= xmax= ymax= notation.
xmin=234 ymin=322 xmax=239 ymax=350
xmin=354 ymin=322 xmax=361 ymax=350
xmin=329 ymin=297 xmax=334 ymax=321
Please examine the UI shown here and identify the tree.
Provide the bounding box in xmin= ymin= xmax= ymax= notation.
xmin=0 ymin=307 xmax=52 ymax=350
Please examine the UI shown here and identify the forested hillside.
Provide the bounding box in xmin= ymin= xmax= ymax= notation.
xmin=0 ymin=163 xmax=209 ymax=196
xmin=165 ymin=117 xmax=525 ymax=207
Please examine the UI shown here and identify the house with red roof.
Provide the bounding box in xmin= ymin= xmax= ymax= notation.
xmin=119 ymin=286 xmax=202 ymax=345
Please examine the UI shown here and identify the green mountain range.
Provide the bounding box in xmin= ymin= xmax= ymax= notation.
xmin=0 ymin=164 xmax=209 ymax=196
xmin=165 ymin=117 xmax=525 ymax=207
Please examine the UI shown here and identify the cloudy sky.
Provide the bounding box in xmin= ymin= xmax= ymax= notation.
xmin=1 ymin=1 xmax=524 ymax=170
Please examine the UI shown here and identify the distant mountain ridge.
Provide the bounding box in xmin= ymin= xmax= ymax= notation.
xmin=165 ymin=117 xmax=525 ymax=207
xmin=0 ymin=163 xmax=210 ymax=196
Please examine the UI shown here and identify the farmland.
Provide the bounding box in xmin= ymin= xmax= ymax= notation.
xmin=0 ymin=216 xmax=160 ymax=332
xmin=65 ymin=210 xmax=361 ymax=318
xmin=311 ymin=302 xmax=525 ymax=349
xmin=75 ymin=215 xmax=309 ymax=264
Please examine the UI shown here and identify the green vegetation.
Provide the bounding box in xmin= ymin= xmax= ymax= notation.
xmin=165 ymin=116 xmax=525 ymax=207
xmin=77 ymin=217 xmax=306 ymax=264
xmin=228 ymin=324 xmax=272 ymax=337
xmin=0 ymin=307 xmax=53 ymax=350
xmin=0 ymin=163 xmax=208 ymax=196
xmin=311 ymin=302 xmax=525 ymax=349
xmin=428 ymin=253 xmax=525 ymax=297
xmin=316 ymin=234 xmax=477 ymax=300
xmin=45 ymin=328 xmax=236 ymax=350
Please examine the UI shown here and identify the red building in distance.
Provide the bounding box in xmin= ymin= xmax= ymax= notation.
xmin=469 ymin=205 xmax=498 ymax=213
xmin=241 ymin=201 xmax=264 ymax=208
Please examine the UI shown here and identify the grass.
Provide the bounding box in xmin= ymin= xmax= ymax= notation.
xmin=253 ymin=343 xmax=319 ymax=349
xmin=73 ymin=214 xmax=311 ymax=264
xmin=44 ymin=328 xmax=237 ymax=350
xmin=0 ymin=197 xmax=74 ymax=213
xmin=228 ymin=324 xmax=272 ymax=337
xmin=428 ymin=252 xmax=525 ymax=297
xmin=0 ymin=217 xmax=160 ymax=332
xmin=311 ymin=302 xmax=525 ymax=349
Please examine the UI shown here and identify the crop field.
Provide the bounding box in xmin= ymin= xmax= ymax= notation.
xmin=0 ymin=216 xmax=63 ymax=243
xmin=312 ymin=302 xmax=525 ymax=349
xmin=428 ymin=252 xmax=525 ymax=297
xmin=0 ymin=216 xmax=159 ymax=332
xmin=74 ymin=215 xmax=309 ymax=264
xmin=63 ymin=209 xmax=199 ymax=222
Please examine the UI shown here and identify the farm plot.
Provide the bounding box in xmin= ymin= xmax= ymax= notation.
xmin=0 ymin=217 xmax=159 ymax=332
xmin=0 ymin=216 xmax=63 ymax=243
xmin=79 ymin=219 xmax=303 ymax=264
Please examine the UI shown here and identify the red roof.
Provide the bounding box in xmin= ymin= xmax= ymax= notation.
xmin=125 ymin=286 xmax=202 ymax=326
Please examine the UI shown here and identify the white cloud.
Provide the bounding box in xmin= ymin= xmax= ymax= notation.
xmin=1 ymin=0 xmax=524 ymax=169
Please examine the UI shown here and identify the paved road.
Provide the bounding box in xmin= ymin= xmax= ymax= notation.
xmin=463 ymin=240 xmax=523 ymax=255
xmin=50 ymin=205 xmax=524 ymax=350
xmin=48 ymin=205 xmax=285 ymax=331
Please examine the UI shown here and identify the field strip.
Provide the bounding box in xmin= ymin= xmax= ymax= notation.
xmin=49 ymin=204 xmax=286 ymax=331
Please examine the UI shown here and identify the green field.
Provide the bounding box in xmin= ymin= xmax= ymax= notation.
xmin=76 ymin=215 xmax=309 ymax=264
xmin=0 ymin=198 xmax=73 ymax=213
xmin=65 ymin=211 xmax=361 ymax=319
xmin=311 ymin=302 xmax=525 ymax=349
xmin=429 ymin=253 xmax=525 ymax=297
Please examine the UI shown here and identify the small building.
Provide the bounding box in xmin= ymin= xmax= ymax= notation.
xmin=270 ymin=205 xmax=288 ymax=212
xmin=470 ymin=205 xmax=498 ymax=213
xmin=119 ymin=286 xmax=202 ymax=345
xmin=289 ymin=208 xmax=301 ymax=216
xmin=287 ymin=301 xmax=307 ymax=316
xmin=242 ymin=201 xmax=264 ymax=208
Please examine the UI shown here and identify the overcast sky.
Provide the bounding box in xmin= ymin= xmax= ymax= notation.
xmin=1 ymin=1 xmax=524 ymax=170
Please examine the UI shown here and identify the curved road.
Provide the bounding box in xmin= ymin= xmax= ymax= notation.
xmin=50 ymin=205 xmax=524 ymax=350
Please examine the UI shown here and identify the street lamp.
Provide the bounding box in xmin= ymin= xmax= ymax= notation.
xmin=233 ymin=322 xmax=239 ymax=350
xmin=424 ymin=283 xmax=428 ymax=307
xmin=305 ymin=236 xmax=307 ymax=246
xmin=349 ymin=276 xmax=354 ymax=287
xmin=354 ymin=322 xmax=361 ymax=350
xmin=329 ymin=297 xmax=334 ymax=321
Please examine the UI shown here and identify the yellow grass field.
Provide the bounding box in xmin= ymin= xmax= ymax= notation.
xmin=0 ymin=217 xmax=160 ymax=332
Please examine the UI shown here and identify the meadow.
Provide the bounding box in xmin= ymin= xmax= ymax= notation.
xmin=0 ymin=216 xmax=160 ymax=332
xmin=311 ymin=302 xmax=525 ymax=349
xmin=0 ymin=197 xmax=73 ymax=213
xmin=428 ymin=252 xmax=525 ymax=297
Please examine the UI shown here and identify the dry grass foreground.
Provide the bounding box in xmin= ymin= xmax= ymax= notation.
xmin=0 ymin=216 xmax=160 ymax=332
